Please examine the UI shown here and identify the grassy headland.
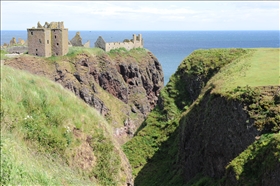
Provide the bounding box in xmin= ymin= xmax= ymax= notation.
xmin=1 ymin=64 xmax=128 ymax=185
xmin=123 ymin=48 xmax=280 ymax=185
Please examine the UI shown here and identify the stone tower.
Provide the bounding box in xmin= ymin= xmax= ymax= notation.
xmin=27 ymin=21 xmax=68 ymax=57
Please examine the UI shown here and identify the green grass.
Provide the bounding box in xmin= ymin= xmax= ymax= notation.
xmin=123 ymin=48 xmax=250 ymax=184
xmin=225 ymin=133 xmax=280 ymax=185
xmin=46 ymin=46 xmax=106 ymax=63
xmin=1 ymin=50 xmax=8 ymax=60
xmin=210 ymin=48 xmax=280 ymax=94
xmin=107 ymin=47 xmax=148 ymax=63
xmin=1 ymin=133 xmax=93 ymax=185
xmin=1 ymin=64 xmax=126 ymax=185
xmin=123 ymin=48 xmax=279 ymax=185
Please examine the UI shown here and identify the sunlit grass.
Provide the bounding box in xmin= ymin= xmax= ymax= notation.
xmin=211 ymin=48 xmax=280 ymax=94
xmin=1 ymin=64 xmax=124 ymax=185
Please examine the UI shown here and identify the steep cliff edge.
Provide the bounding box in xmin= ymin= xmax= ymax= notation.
xmin=123 ymin=48 xmax=280 ymax=185
xmin=4 ymin=47 xmax=164 ymax=144
xmin=1 ymin=65 xmax=132 ymax=185
xmin=179 ymin=86 xmax=280 ymax=185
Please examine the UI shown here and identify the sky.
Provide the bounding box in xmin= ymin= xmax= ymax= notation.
xmin=1 ymin=1 xmax=279 ymax=31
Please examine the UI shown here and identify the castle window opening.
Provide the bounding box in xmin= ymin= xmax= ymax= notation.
xmin=36 ymin=53 xmax=38 ymax=56
xmin=57 ymin=43 xmax=59 ymax=46
xmin=47 ymin=40 xmax=49 ymax=44
xmin=39 ymin=39 xmax=41 ymax=43
xmin=31 ymin=32 xmax=33 ymax=35
xmin=56 ymin=52 xmax=58 ymax=55
xmin=55 ymin=35 xmax=57 ymax=39
xmin=36 ymin=49 xmax=38 ymax=51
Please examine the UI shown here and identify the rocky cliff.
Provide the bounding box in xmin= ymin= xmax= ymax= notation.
xmin=4 ymin=47 xmax=164 ymax=144
xmin=123 ymin=48 xmax=280 ymax=185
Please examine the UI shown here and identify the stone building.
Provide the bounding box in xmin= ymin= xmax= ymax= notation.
xmin=70 ymin=31 xmax=90 ymax=48
xmin=27 ymin=21 xmax=68 ymax=57
xmin=95 ymin=34 xmax=143 ymax=52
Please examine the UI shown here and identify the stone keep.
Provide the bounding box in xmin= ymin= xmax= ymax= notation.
xmin=27 ymin=21 xmax=68 ymax=57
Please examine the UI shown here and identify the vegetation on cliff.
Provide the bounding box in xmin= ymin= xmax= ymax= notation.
xmin=1 ymin=65 xmax=129 ymax=185
xmin=123 ymin=48 xmax=280 ymax=185
xmin=3 ymin=46 xmax=164 ymax=144
xmin=2 ymin=45 xmax=279 ymax=185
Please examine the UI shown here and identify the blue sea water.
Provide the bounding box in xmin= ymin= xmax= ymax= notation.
xmin=1 ymin=30 xmax=279 ymax=84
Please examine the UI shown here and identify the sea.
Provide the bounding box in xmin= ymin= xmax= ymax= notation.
xmin=1 ymin=30 xmax=279 ymax=84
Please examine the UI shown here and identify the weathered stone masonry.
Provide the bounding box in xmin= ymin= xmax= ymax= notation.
xmin=27 ymin=21 xmax=68 ymax=57
xmin=95 ymin=34 xmax=144 ymax=52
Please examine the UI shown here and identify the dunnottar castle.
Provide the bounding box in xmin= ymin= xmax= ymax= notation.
xmin=24 ymin=21 xmax=144 ymax=57
xmin=27 ymin=22 xmax=68 ymax=57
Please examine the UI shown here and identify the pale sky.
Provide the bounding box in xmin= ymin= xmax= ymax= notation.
xmin=1 ymin=1 xmax=279 ymax=30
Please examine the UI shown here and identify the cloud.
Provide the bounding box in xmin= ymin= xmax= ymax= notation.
xmin=1 ymin=1 xmax=279 ymax=30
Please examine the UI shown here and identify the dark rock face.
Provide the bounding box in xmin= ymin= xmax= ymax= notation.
xmin=4 ymin=50 xmax=164 ymax=130
xmin=116 ymin=52 xmax=163 ymax=116
xmin=179 ymin=92 xmax=260 ymax=182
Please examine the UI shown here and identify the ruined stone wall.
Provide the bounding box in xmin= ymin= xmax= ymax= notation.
xmin=95 ymin=36 xmax=106 ymax=51
xmin=95 ymin=34 xmax=144 ymax=52
xmin=105 ymin=42 xmax=135 ymax=52
xmin=27 ymin=29 xmax=51 ymax=57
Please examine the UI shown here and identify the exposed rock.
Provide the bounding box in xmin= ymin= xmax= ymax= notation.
xmin=4 ymin=49 xmax=164 ymax=133
xmin=115 ymin=118 xmax=136 ymax=137
xmin=179 ymin=92 xmax=260 ymax=181
xmin=70 ymin=32 xmax=83 ymax=46
xmin=117 ymin=52 xmax=163 ymax=115
xmin=6 ymin=46 xmax=28 ymax=54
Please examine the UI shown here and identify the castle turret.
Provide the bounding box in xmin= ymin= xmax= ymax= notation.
xmin=27 ymin=21 xmax=68 ymax=57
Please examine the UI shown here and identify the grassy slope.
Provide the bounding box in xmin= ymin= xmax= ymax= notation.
xmin=123 ymin=48 xmax=251 ymax=183
xmin=211 ymin=48 xmax=279 ymax=93
xmin=0 ymin=64 xmax=127 ymax=185
xmin=2 ymin=46 xmax=150 ymax=143
xmin=225 ymin=133 xmax=280 ymax=185
xmin=123 ymin=48 xmax=280 ymax=185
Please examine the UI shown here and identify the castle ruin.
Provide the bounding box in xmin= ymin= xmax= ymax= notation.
xmin=27 ymin=21 xmax=68 ymax=57
xmin=95 ymin=34 xmax=143 ymax=52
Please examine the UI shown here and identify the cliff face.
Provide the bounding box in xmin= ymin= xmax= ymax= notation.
xmin=178 ymin=91 xmax=259 ymax=181
xmin=123 ymin=48 xmax=280 ymax=185
xmin=178 ymin=85 xmax=280 ymax=185
xmin=4 ymin=48 xmax=164 ymax=143
xmin=1 ymin=64 xmax=133 ymax=186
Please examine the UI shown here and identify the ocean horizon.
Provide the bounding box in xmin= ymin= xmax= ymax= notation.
xmin=1 ymin=30 xmax=279 ymax=84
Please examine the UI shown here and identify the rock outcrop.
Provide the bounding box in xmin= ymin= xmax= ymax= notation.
xmin=6 ymin=46 xmax=28 ymax=54
xmin=123 ymin=48 xmax=280 ymax=186
xmin=178 ymin=91 xmax=260 ymax=181
xmin=4 ymin=48 xmax=164 ymax=142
